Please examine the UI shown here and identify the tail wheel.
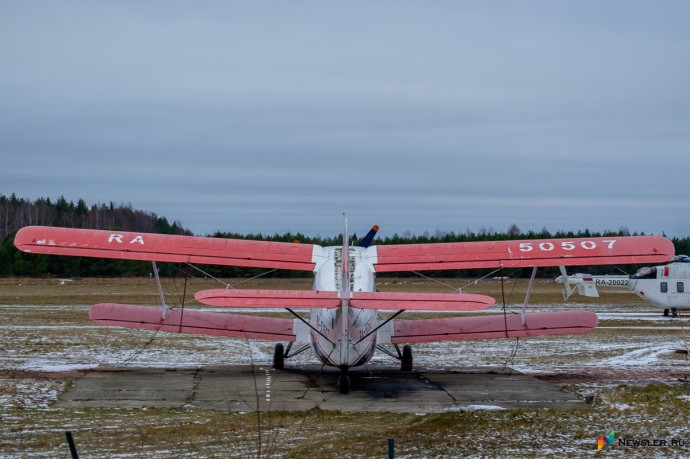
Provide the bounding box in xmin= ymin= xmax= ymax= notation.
xmin=401 ymin=344 xmax=413 ymax=371
xmin=338 ymin=374 xmax=351 ymax=394
xmin=273 ymin=343 xmax=285 ymax=370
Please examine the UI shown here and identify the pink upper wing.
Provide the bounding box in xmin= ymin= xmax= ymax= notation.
xmin=14 ymin=226 xmax=316 ymax=271
xmin=373 ymin=236 xmax=674 ymax=272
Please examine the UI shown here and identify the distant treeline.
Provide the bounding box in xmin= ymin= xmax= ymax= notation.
xmin=0 ymin=193 xmax=190 ymax=241
xmin=1 ymin=194 xmax=689 ymax=278
xmin=0 ymin=194 xmax=190 ymax=277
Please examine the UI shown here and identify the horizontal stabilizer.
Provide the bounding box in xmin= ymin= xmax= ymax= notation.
xmin=577 ymin=283 xmax=600 ymax=298
xmin=373 ymin=236 xmax=674 ymax=272
xmin=14 ymin=226 xmax=316 ymax=271
xmin=195 ymin=289 xmax=495 ymax=311
xmin=89 ymin=303 xmax=296 ymax=341
xmin=195 ymin=289 xmax=340 ymax=308
xmin=390 ymin=310 xmax=597 ymax=343
xmin=350 ymin=291 xmax=495 ymax=311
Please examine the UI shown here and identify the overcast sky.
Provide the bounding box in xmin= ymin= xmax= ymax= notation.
xmin=1 ymin=1 xmax=689 ymax=239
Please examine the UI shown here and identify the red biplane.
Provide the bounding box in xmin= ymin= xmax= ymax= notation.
xmin=14 ymin=224 xmax=674 ymax=393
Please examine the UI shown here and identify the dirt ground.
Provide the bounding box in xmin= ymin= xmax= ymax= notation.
xmin=2 ymin=277 xmax=690 ymax=458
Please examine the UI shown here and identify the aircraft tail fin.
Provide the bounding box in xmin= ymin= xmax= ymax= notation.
xmin=556 ymin=269 xmax=600 ymax=299
xmin=577 ymin=283 xmax=600 ymax=297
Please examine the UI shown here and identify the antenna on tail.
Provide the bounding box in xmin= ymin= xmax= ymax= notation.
xmin=341 ymin=213 xmax=350 ymax=301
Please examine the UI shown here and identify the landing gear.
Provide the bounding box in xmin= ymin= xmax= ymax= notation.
xmin=664 ymin=309 xmax=670 ymax=317
xmin=338 ymin=369 xmax=350 ymax=394
xmin=401 ymin=344 xmax=413 ymax=371
xmin=273 ymin=343 xmax=284 ymax=370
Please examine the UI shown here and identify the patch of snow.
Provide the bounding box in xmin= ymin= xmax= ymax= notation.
xmin=613 ymin=403 xmax=634 ymax=410
xmin=598 ymin=344 xmax=672 ymax=366
xmin=18 ymin=363 xmax=99 ymax=372
xmin=463 ymin=404 xmax=506 ymax=411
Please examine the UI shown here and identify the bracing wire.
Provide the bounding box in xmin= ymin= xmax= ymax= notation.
xmin=116 ymin=329 xmax=161 ymax=368
xmin=184 ymin=262 xmax=231 ymax=288
xmin=502 ymin=337 xmax=520 ymax=372
xmin=410 ymin=271 xmax=463 ymax=291
xmin=233 ymin=269 xmax=278 ymax=287
xmin=411 ymin=267 xmax=505 ymax=292
xmin=499 ymin=270 xmax=524 ymax=371
xmin=184 ymin=262 xmax=278 ymax=289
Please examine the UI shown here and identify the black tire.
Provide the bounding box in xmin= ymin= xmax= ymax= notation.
xmin=401 ymin=344 xmax=413 ymax=371
xmin=664 ymin=309 xmax=670 ymax=317
xmin=273 ymin=343 xmax=284 ymax=370
xmin=338 ymin=375 xmax=351 ymax=394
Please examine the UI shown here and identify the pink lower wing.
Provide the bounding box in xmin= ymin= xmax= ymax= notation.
xmin=391 ymin=310 xmax=597 ymax=343
xmin=89 ymin=303 xmax=296 ymax=341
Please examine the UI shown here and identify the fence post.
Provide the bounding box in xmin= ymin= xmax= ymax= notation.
xmin=65 ymin=431 xmax=79 ymax=459
xmin=388 ymin=436 xmax=395 ymax=458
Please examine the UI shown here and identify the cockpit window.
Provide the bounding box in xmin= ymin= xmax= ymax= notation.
xmin=632 ymin=266 xmax=657 ymax=279
xmin=672 ymin=255 xmax=690 ymax=263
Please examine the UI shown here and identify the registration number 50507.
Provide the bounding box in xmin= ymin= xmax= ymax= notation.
xmin=518 ymin=240 xmax=617 ymax=252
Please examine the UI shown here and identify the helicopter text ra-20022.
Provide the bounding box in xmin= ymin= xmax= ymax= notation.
xmin=557 ymin=255 xmax=690 ymax=316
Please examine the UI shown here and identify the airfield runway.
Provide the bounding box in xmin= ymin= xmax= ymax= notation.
xmin=56 ymin=364 xmax=586 ymax=413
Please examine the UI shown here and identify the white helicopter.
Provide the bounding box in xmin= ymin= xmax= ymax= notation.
xmin=556 ymin=255 xmax=690 ymax=316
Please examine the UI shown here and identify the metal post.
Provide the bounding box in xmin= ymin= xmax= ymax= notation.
xmin=388 ymin=436 xmax=395 ymax=458
xmin=65 ymin=431 xmax=79 ymax=459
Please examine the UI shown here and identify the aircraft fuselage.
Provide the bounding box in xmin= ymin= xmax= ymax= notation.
xmin=557 ymin=256 xmax=690 ymax=311
xmin=629 ymin=259 xmax=690 ymax=310
xmin=309 ymin=245 xmax=379 ymax=369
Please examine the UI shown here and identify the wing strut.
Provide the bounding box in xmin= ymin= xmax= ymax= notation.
xmin=354 ymin=310 xmax=405 ymax=346
xmin=286 ymin=308 xmax=335 ymax=345
xmin=152 ymin=261 xmax=168 ymax=319
xmin=286 ymin=343 xmax=312 ymax=358
xmin=521 ymin=267 xmax=538 ymax=325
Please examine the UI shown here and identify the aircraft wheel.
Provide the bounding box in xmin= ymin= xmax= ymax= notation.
xmin=273 ymin=343 xmax=284 ymax=370
xmin=338 ymin=375 xmax=351 ymax=394
xmin=401 ymin=344 xmax=413 ymax=371
xmin=664 ymin=309 xmax=670 ymax=317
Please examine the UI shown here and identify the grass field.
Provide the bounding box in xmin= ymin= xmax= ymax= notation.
xmin=1 ymin=277 xmax=690 ymax=458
